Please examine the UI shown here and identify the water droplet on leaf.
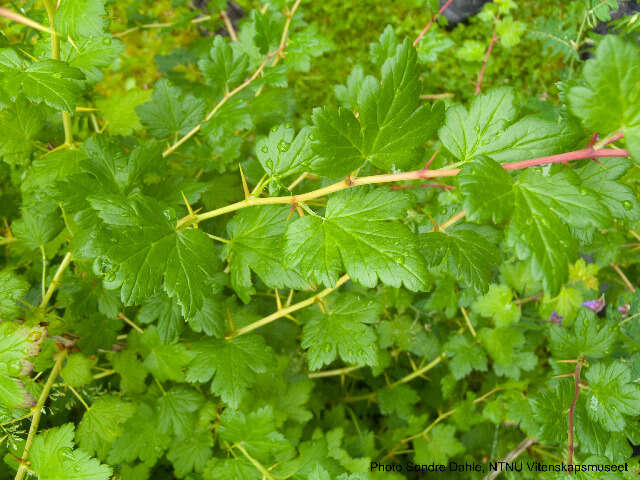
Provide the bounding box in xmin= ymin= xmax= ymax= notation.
xmin=277 ymin=140 xmax=290 ymax=152
xmin=261 ymin=145 xmax=269 ymax=153
xmin=623 ymin=200 xmax=633 ymax=211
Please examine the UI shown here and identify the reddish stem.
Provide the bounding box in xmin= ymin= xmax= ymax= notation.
xmin=413 ymin=0 xmax=455 ymax=46
xmin=474 ymin=24 xmax=499 ymax=95
xmin=392 ymin=182 xmax=455 ymax=191
xmin=568 ymin=358 xmax=585 ymax=472
xmin=501 ymin=145 xmax=626 ymax=171
xmin=588 ymin=132 xmax=598 ymax=148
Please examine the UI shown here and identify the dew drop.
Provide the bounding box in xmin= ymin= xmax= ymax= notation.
xmin=284 ymin=122 xmax=293 ymax=129
xmin=163 ymin=207 xmax=176 ymax=222
xmin=324 ymin=343 xmax=332 ymax=352
xmin=277 ymin=140 xmax=290 ymax=153
xmin=261 ymin=145 xmax=269 ymax=153
xmin=102 ymin=36 xmax=112 ymax=45
xmin=266 ymin=159 xmax=274 ymax=170
xmin=307 ymin=133 xmax=316 ymax=141
xmin=271 ymin=125 xmax=279 ymax=133
xmin=623 ymin=200 xmax=633 ymax=211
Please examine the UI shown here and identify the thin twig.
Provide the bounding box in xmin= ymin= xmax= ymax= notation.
xmin=568 ymin=357 xmax=585 ymax=469
xmin=308 ymin=365 xmax=363 ymax=379
xmin=475 ymin=23 xmax=499 ymax=95
xmin=40 ymin=252 xmax=72 ymax=310
xmin=414 ymin=0 xmax=455 ymax=46
xmin=14 ymin=350 xmax=68 ymax=480
xmin=118 ymin=313 xmax=144 ymax=334
xmin=220 ymin=10 xmax=237 ymax=41
xmin=273 ymin=0 xmax=302 ymax=66
xmin=0 ymin=7 xmax=53 ymax=34
xmin=162 ymin=45 xmax=285 ymax=158
xmin=611 ymin=263 xmax=636 ymax=293
xmin=421 ymin=92 xmax=455 ymax=100
xmin=484 ymin=437 xmax=537 ymax=480
xmin=225 ymin=274 xmax=350 ymax=339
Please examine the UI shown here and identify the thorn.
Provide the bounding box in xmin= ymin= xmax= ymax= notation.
xmin=425 ymin=209 xmax=439 ymax=232
xmin=239 ymin=164 xmax=250 ymax=200
xmin=424 ymin=147 xmax=441 ymax=170
xmin=588 ymin=132 xmax=598 ymax=148
xmin=287 ymin=203 xmax=298 ymax=222
xmin=275 ymin=289 xmax=282 ymax=311
xmin=226 ymin=309 xmax=235 ymax=332
xmin=295 ymin=205 xmax=305 ymax=217
xmin=345 ymin=174 xmax=354 ymax=186
xmin=553 ymin=373 xmax=575 ymax=379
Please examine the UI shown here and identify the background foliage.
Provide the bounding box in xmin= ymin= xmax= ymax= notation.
xmin=1 ymin=0 xmax=640 ymax=479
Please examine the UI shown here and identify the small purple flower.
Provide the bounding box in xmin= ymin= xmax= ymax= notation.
xmin=618 ymin=304 xmax=630 ymax=317
xmin=549 ymin=311 xmax=563 ymax=325
xmin=582 ymin=296 xmax=605 ymax=313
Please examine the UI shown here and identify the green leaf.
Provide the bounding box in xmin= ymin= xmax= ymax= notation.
xmin=334 ymin=65 xmax=366 ymax=110
xmin=167 ymin=429 xmax=213 ymax=477
xmin=378 ymin=384 xmax=419 ymax=420
xmin=439 ymin=87 xmax=517 ymax=163
xmin=30 ymin=424 xmax=112 ymax=480
xmin=284 ymin=188 xmax=428 ymax=291
xmin=92 ymin=195 xmax=221 ymax=317
xmin=77 ymin=396 xmax=136 ymax=460
xmin=0 ymin=323 xmax=45 ymax=408
xmin=186 ymin=335 xmax=275 ymax=408
xmin=421 ymin=225 xmax=499 ymax=293
xmin=157 ymin=386 xmax=203 ymax=438
xmin=301 ymin=293 xmax=381 ymax=370
xmin=378 ymin=315 xmax=440 ymax=358
xmin=0 ymin=49 xmax=84 ymax=112
xmin=226 ymin=205 xmax=309 ymax=303
xmin=108 ymin=403 xmax=170 ymax=466
xmin=413 ymin=424 xmax=464 ymax=464
xmin=55 ymin=0 xmax=107 ymax=38
xmin=576 ymin=157 xmax=640 ymax=223
xmin=472 ymin=284 xmax=520 ymax=327
xmin=478 ymin=327 xmax=537 ymax=379
xmin=369 ymin=25 xmax=398 ymax=66
xmin=136 ymin=79 xmax=206 ymax=139
xmin=549 ymin=309 xmax=616 ymax=358
xmin=358 ymin=40 xmax=444 ymax=170
xmin=204 ymin=458 xmax=259 ymax=480
xmin=458 ymin=156 xmax=514 ymax=223
xmin=310 ymin=106 xmax=364 ymax=177
xmin=0 ymin=97 xmax=45 ymax=166
xmin=567 ymin=36 xmax=640 ymax=161
xmin=198 ymin=36 xmax=249 ymax=94
xmin=584 ymin=361 xmax=640 ymax=432
xmin=96 ymin=89 xmax=151 ymax=136
xmin=0 ymin=270 xmax=29 ymax=321
xmin=444 ymin=334 xmax=488 ymax=380
xmin=531 ymin=381 xmax=572 ymax=443
xmin=188 ymin=297 xmax=226 ymax=338
xmin=219 ymin=406 xmax=292 ymax=462
xmin=255 ymin=124 xmax=315 ymax=180
xmin=60 ymin=353 xmax=94 ymax=387
xmin=479 ymin=115 xmax=581 ymax=163
xmin=286 ymin=24 xmax=335 ymax=72
xmin=140 ymin=326 xmax=191 ymax=382
xmin=506 ymin=169 xmax=581 ymax=293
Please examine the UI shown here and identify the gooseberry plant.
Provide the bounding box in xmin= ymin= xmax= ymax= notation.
xmin=1 ymin=0 xmax=640 ymax=479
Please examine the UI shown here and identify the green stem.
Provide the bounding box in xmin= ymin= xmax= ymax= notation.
xmin=15 ymin=350 xmax=68 ymax=480
xmin=40 ymin=252 xmax=72 ymax=310
xmin=225 ymin=274 xmax=350 ymax=339
xmin=42 ymin=0 xmax=74 ymax=147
